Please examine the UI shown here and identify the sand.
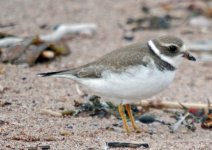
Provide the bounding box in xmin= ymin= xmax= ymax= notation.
xmin=0 ymin=0 xmax=212 ymax=149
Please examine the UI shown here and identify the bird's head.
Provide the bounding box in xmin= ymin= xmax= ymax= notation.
xmin=148 ymin=35 xmax=196 ymax=68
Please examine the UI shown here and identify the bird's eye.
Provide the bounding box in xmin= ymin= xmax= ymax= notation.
xmin=169 ymin=45 xmax=177 ymax=52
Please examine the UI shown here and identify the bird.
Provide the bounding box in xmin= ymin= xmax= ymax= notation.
xmin=38 ymin=35 xmax=196 ymax=133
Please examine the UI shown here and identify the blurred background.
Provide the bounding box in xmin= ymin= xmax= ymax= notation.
xmin=0 ymin=0 xmax=211 ymax=149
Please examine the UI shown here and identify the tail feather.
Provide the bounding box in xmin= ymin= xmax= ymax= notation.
xmin=37 ymin=70 xmax=70 ymax=77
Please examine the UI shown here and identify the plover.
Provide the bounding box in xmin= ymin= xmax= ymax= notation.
xmin=39 ymin=35 xmax=196 ymax=133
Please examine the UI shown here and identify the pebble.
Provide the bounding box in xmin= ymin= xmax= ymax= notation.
xmin=0 ymin=85 xmax=4 ymax=93
xmin=139 ymin=114 xmax=156 ymax=124
xmin=123 ymin=31 xmax=134 ymax=41
xmin=38 ymin=145 xmax=50 ymax=150
xmin=66 ymin=124 xmax=73 ymax=129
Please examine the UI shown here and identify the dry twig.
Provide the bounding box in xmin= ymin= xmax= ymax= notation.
xmin=138 ymin=100 xmax=212 ymax=110
xmin=41 ymin=109 xmax=62 ymax=117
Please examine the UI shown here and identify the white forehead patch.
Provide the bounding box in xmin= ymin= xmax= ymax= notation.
xmin=181 ymin=45 xmax=186 ymax=52
xmin=148 ymin=40 xmax=160 ymax=56
xmin=147 ymin=40 xmax=183 ymax=68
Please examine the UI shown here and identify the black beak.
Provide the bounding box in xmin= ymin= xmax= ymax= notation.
xmin=182 ymin=52 xmax=196 ymax=61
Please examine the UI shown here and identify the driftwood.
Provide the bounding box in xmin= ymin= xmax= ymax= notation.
xmin=0 ymin=37 xmax=23 ymax=48
xmin=106 ymin=142 xmax=149 ymax=149
xmin=0 ymin=37 xmax=70 ymax=66
xmin=186 ymin=41 xmax=212 ymax=61
xmin=41 ymin=109 xmax=62 ymax=117
xmin=41 ymin=109 xmax=74 ymax=117
xmin=40 ymin=23 xmax=97 ymax=42
xmin=0 ymin=23 xmax=96 ymax=65
xmin=187 ymin=41 xmax=212 ymax=52
xmin=138 ymin=100 xmax=212 ymax=109
xmin=0 ymin=23 xmax=97 ymax=48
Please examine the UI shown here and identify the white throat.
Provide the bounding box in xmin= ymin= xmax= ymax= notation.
xmin=147 ymin=40 xmax=182 ymax=68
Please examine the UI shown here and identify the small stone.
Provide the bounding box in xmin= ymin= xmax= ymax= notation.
xmin=21 ymin=77 xmax=27 ymax=80
xmin=123 ymin=31 xmax=134 ymax=41
xmin=59 ymin=107 xmax=64 ymax=110
xmin=105 ymin=126 xmax=115 ymax=131
xmin=38 ymin=145 xmax=50 ymax=150
xmin=60 ymin=130 xmax=70 ymax=136
xmin=0 ymin=66 xmax=5 ymax=74
xmin=26 ymin=146 xmax=37 ymax=150
xmin=66 ymin=124 xmax=73 ymax=129
xmin=0 ymin=120 xmax=5 ymax=126
xmin=43 ymin=136 xmax=56 ymax=141
xmin=139 ymin=114 xmax=155 ymax=124
xmin=141 ymin=5 xmax=150 ymax=13
xmin=0 ymin=85 xmax=4 ymax=93
xmin=41 ymin=50 xmax=55 ymax=59
xmin=61 ymin=110 xmax=74 ymax=116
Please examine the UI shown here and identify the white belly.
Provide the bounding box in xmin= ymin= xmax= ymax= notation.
xmin=80 ymin=65 xmax=175 ymax=104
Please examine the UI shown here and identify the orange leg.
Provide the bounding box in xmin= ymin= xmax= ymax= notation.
xmin=118 ymin=104 xmax=130 ymax=133
xmin=125 ymin=104 xmax=139 ymax=131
